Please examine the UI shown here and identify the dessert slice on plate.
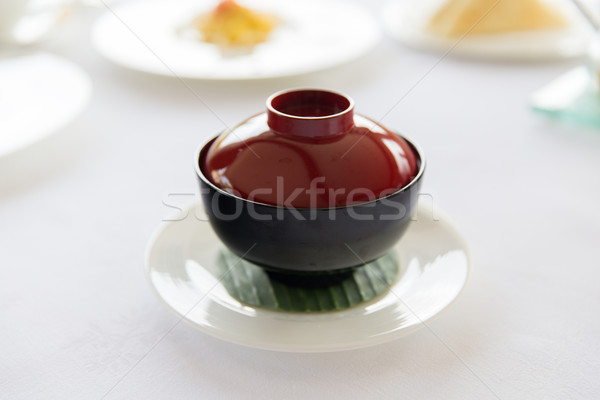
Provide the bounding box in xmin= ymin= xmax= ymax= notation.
xmin=382 ymin=0 xmax=592 ymax=60
xmin=427 ymin=0 xmax=567 ymax=38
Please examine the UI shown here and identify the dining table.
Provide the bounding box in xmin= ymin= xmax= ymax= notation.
xmin=1 ymin=1 xmax=599 ymax=399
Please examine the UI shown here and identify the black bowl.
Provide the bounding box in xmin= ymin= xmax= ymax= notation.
xmin=195 ymin=134 xmax=425 ymax=273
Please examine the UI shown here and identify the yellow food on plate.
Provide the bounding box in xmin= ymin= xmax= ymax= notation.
xmin=194 ymin=0 xmax=278 ymax=46
xmin=427 ymin=0 xmax=567 ymax=38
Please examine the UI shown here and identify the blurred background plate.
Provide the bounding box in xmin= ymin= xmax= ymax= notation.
xmin=381 ymin=0 xmax=592 ymax=60
xmin=91 ymin=0 xmax=381 ymax=80
xmin=0 ymin=52 xmax=91 ymax=158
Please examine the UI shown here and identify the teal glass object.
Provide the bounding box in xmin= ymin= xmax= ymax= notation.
xmin=216 ymin=249 xmax=399 ymax=312
xmin=531 ymin=66 xmax=600 ymax=127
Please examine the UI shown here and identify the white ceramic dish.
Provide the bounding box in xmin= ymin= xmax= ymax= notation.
xmin=145 ymin=201 xmax=470 ymax=352
xmin=0 ymin=52 xmax=92 ymax=158
xmin=91 ymin=0 xmax=381 ymax=80
xmin=381 ymin=0 xmax=592 ymax=60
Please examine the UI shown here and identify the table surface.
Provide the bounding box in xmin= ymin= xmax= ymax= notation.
xmin=2 ymin=1 xmax=600 ymax=399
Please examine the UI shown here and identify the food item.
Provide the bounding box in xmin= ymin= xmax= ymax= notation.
xmin=427 ymin=0 xmax=567 ymax=38
xmin=194 ymin=0 xmax=278 ymax=46
xmin=203 ymin=90 xmax=419 ymax=208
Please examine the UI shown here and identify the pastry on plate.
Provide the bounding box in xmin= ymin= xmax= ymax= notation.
xmin=194 ymin=0 xmax=278 ymax=46
xmin=427 ymin=0 xmax=567 ymax=38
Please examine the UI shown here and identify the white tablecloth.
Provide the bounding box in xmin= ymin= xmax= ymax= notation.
xmin=2 ymin=2 xmax=599 ymax=399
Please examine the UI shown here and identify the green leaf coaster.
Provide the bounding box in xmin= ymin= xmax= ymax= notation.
xmin=216 ymin=249 xmax=399 ymax=312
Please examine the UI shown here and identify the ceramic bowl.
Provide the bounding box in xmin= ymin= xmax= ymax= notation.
xmin=195 ymin=146 xmax=424 ymax=273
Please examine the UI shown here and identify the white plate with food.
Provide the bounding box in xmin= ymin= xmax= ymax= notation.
xmin=145 ymin=201 xmax=470 ymax=352
xmin=382 ymin=0 xmax=592 ymax=60
xmin=91 ymin=0 xmax=381 ymax=80
xmin=0 ymin=52 xmax=92 ymax=158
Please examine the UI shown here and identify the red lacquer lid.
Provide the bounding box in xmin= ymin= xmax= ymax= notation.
xmin=202 ymin=89 xmax=419 ymax=208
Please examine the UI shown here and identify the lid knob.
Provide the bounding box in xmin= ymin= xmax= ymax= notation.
xmin=266 ymin=89 xmax=355 ymax=139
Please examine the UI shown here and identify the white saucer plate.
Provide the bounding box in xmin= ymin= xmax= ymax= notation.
xmin=145 ymin=201 xmax=470 ymax=352
xmin=92 ymin=0 xmax=380 ymax=80
xmin=0 ymin=52 xmax=92 ymax=158
xmin=381 ymin=0 xmax=592 ymax=60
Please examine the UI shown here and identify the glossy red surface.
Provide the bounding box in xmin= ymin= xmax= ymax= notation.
xmin=203 ymin=89 xmax=419 ymax=208
xmin=267 ymin=90 xmax=354 ymax=139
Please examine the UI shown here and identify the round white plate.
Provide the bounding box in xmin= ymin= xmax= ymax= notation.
xmin=91 ymin=0 xmax=380 ymax=80
xmin=145 ymin=201 xmax=470 ymax=352
xmin=0 ymin=52 xmax=92 ymax=158
xmin=382 ymin=0 xmax=592 ymax=60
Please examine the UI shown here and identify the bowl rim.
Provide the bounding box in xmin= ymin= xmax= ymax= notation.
xmin=194 ymin=121 xmax=426 ymax=211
